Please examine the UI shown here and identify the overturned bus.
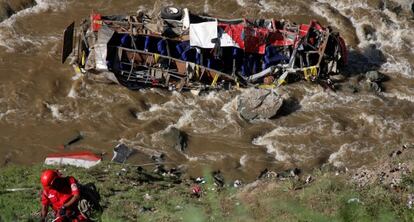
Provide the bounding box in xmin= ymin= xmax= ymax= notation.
xmin=62 ymin=6 xmax=347 ymax=91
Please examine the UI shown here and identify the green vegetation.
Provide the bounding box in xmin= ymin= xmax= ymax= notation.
xmin=1 ymin=163 xmax=414 ymax=221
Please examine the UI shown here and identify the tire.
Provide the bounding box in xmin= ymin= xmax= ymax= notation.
xmin=161 ymin=6 xmax=183 ymax=20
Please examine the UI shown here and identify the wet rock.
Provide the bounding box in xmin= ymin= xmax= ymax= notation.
xmin=153 ymin=165 xmax=167 ymax=174
xmin=412 ymin=3 xmax=414 ymax=15
xmin=362 ymin=24 xmax=376 ymax=41
xmin=363 ymin=71 xmax=387 ymax=93
xmin=237 ymin=88 xmax=284 ymax=120
xmin=329 ymin=74 xmax=346 ymax=82
xmin=277 ymin=168 xmax=301 ymax=179
xmin=365 ymin=70 xmax=385 ymax=82
xmin=161 ymin=127 xmax=188 ymax=152
xmin=0 ymin=0 xmax=37 ymax=22
xmin=363 ymin=81 xmax=381 ymax=93
xmin=151 ymin=153 xmax=165 ymax=163
xmin=258 ymin=168 xmax=278 ymax=179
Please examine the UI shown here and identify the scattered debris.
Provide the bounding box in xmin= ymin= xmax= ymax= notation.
xmin=237 ymin=88 xmax=284 ymax=120
xmin=44 ymin=151 xmax=102 ymax=168
xmin=143 ymin=193 xmax=152 ymax=201
xmin=212 ymin=170 xmax=225 ymax=187
xmin=191 ymin=184 xmax=202 ymax=198
xmin=305 ymin=175 xmax=313 ymax=184
xmin=407 ymin=194 xmax=414 ymax=209
xmin=257 ymin=168 xmax=302 ymax=181
xmin=138 ymin=206 xmax=155 ymax=213
xmin=233 ymin=180 xmax=243 ymax=188
xmin=0 ymin=188 xmax=33 ymax=194
xmin=112 ymin=143 xmax=134 ymax=163
xmin=153 ymin=164 xmax=167 ymax=174
xmin=347 ymin=198 xmax=361 ymax=204
xmin=195 ymin=177 xmax=206 ymax=184
xmin=389 ymin=149 xmax=402 ymax=158
xmin=61 ymin=132 xmax=84 ymax=149
xmin=277 ymin=168 xmax=301 ymax=179
xmin=352 ymin=158 xmax=412 ymax=189
xmin=258 ymin=168 xmax=278 ymax=179
xmin=154 ymin=165 xmax=182 ymax=178
xmin=151 ymin=153 xmax=165 ymax=163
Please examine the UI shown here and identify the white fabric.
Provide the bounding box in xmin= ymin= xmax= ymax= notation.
xmin=45 ymin=157 xmax=101 ymax=169
xmin=220 ymin=32 xmax=240 ymax=48
xmin=190 ymin=21 xmax=218 ymax=48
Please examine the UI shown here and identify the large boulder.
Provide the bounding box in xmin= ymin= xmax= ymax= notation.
xmin=0 ymin=0 xmax=36 ymax=22
xmin=237 ymin=88 xmax=284 ymax=120
xmin=161 ymin=127 xmax=187 ymax=153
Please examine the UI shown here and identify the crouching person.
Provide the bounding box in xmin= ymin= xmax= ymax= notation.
xmin=40 ymin=169 xmax=87 ymax=222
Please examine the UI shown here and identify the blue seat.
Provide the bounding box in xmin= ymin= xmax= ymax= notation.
xmin=242 ymin=54 xmax=261 ymax=76
xmin=121 ymin=34 xmax=131 ymax=47
xmin=157 ymin=39 xmax=168 ymax=56
xmin=176 ymin=41 xmax=197 ymax=62
xmin=263 ymin=45 xmax=289 ymax=68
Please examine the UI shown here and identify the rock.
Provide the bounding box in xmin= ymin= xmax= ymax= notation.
xmin=277 ymin=168 xmax=301 ymax=179
xmin=161 ymin=127 xmax=188 ymax=152
xmin=329 ymin=74 xmax=346 ymax=82
xmin=258 ymin=168 xmax=278 ymax=179
xmin=237 ymin=88 xmax=284 ymax=120
xmin=365 ymin=70 xmax=385 ymax=82
xmin=366 ymin=81 xmax=382 ymax=93
xmin=412 ymin=3 xmax=414 ymax=15
xmin=0 ymin=0 xmax=37 ymax=22
xmin=151 ymin=153 xmax=165 ymax=162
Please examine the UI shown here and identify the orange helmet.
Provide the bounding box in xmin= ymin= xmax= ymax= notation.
xmin=40 ymin=169 xmax=58 ymax=187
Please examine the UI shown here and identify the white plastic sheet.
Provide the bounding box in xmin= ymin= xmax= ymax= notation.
xmin=190 ymin=21 xmax=218 ymax=48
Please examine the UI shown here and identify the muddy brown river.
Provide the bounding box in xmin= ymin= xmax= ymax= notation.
xmin=0 ymin=0 xmax=413 ymax=182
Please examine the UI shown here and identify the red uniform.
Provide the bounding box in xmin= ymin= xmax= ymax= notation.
xmin=41 ymin=176 xmax=86 ymax=221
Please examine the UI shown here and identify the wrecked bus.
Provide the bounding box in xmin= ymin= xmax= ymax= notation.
xmin=62 ymin=6 xmax=347 ymax=91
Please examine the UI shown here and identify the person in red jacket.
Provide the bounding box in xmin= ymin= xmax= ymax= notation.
xmin=40 ymin=169 xmax=87 ymax=222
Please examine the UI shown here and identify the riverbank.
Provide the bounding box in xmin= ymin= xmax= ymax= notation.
xmin=1 ymin=144 xmax=414 ymax=221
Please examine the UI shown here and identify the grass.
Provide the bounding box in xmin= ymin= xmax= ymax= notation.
xmin=1 ymin=163 xmax=414 ymax=221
